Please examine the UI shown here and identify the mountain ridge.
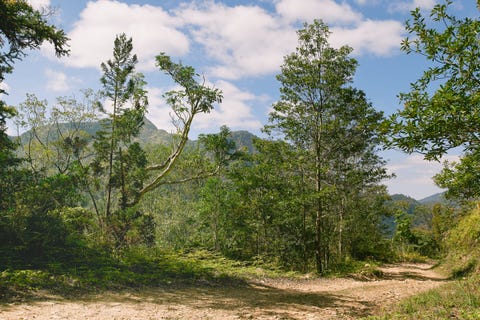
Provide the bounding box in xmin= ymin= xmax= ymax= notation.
xmin=10 ymin=118 xmax=446 ymax=202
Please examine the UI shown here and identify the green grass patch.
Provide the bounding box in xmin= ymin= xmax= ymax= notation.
xmin=182 ymin=250 xmax=302 ymax=279
xmin=365 ymin=271 xmax=480 ymax=319
xmin=0 ymin=248 xmax=304 ymax=302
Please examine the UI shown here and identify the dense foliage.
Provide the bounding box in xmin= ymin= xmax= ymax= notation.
xmin=3 ymin=3 xmax=479 ymax=309
xmin=265 ymin=20 xmax=390 ymax=273
xmin=370 ymin=1 xmax=480 ymax=318
xmin=387 ymin=0 xmax=480 ymax=206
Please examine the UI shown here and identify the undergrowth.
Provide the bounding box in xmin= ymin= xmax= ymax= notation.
xmin=0 ymin=246 xmax=386 ymax=302
xmin=0 ymin=248 xmax=303 ymax=302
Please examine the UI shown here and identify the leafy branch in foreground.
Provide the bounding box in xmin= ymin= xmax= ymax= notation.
xmin=387 ymin=0 xmax=480 ymax=160
xmin=135 ymin=53 xmax=223 ymax=200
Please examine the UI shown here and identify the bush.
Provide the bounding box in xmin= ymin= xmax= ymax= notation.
xmin=443 ymin=207 xmax=480 ymax=276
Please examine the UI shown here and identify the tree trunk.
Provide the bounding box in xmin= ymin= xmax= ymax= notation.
xmin=315 ymin=209 xmax=323 ymax=274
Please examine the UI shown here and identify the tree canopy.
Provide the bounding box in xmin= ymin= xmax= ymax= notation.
xmin=267 ymin=19 xmax=389 ymax=273
xmin=0 ymin=0 xmax=69 ymax=88
xmin=0 ymin=0 xmax=69 ymax=212
xmin=387 ymin=0 xmax=480 ymax=160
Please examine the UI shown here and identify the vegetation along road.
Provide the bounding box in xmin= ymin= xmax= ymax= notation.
xmin=0 ymin=262 xmax=447 ymax=320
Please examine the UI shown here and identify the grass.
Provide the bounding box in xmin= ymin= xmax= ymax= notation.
xmin=365 ymin=274 xmax=480 ymax=319
xmin=0 ymin=248 xmax=304 ymax=302
xmin=0 ymin=246 xmax=388 ymax=303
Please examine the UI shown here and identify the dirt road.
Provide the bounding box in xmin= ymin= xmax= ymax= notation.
xmin=0 ymin=263 xmax=448 ymax=319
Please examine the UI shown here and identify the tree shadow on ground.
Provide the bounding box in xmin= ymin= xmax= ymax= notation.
xmin=0 ymin=280 xmax=378 ymax=319
xmin=0 ymin=263 xmax=448 ymax=319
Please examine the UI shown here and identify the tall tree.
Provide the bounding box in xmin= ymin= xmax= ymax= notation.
xmin=14 ymin=91 xmax=99 ymax=176
xmin=89 ymin=35 xmax=222 ymax=248
xmin=90 ymin=33 xmax=148 ymax=246
xmin=434 ymin=150 xmax=480 ymax=203
xmin=227 ymin=138 xmax=313 ymax=269
xmin=266 ymin=20 xmax=388 ymax=273
xmin=386 ymin=1 xmax=480 ymax=204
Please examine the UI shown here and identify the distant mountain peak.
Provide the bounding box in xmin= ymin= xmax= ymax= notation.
xmin=418 ymin=192 xmax=446 ymax=204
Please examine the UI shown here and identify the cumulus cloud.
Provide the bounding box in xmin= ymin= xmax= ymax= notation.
xmin=63 ymin=0 xmax=189 ymax=71
xmin=45 ymin=69 xmax=71 ymax=92
xmin=145 ymin=87 xmax=177 ymax=133
xmin=176 ymin=0 xmax=404 ymax=80
xmin=275 ymin=0 xmax=362 ymax=25
xmin=177 ymin=2 xmax=296 ymax=79
xmin=0 ymin=81 xmax=9 ymax=96
xmin=27 ymin=0 xmax=50 ymax=10
xmin=389 ymin=0 xmax=436 ymax=13
xmin=46 ymin=0 xmax=406 ymax=81
xmin=193 ymin=80 xmax=263 ymax=131
xmin=273 ymin=0 xmax=405 ymax=56
xmin=331 ymin=19 xmax=404 ymax=56
xmin=384 ymin=153 xmax=459 ymax=199
xmin=146 ymin=81 xmax=263 ymax=135
xmin=353 ymin=0 xmax=382 ymax=6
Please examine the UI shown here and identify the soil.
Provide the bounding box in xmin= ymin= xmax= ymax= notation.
xmin=0 ymin=262 xmax=448 ymax=319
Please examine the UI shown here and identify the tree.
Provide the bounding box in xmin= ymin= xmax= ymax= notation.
xmin=89 ymin=33 xmax=148 ymax=247
xmin=87 ymin=35 xmax=222 ymax=249
xmin=434 ymin=150 xmax=480 ymax=203
xmin=14 ymin=91 xmax=99 ymax=176
xmin=266 ymin=20 xmax=389 ymax=273
xmin=136 ymin=53 xmax=223 ymax=200
xmin=198 ymin=125 xmax=237 ymax=170
xmin=0 ymin=0 xmax=69 ymax=261
xmin=0 ymin=0 xmax=69 ymax=86
xmin=388 ymin=0 xmax=480 ymax=160
xmin=0 ymin=0 xmax=69 ymax=210
xmin=227 ymin=138 xmax=314 ymax=269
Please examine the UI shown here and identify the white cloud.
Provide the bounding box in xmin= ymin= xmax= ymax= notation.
xmin=44 ymin=0 xmax=406 ymax=81
xmin=275 ymin=0 xmax=363 ymax=25
xmin=63 ymin=0 xmax=189 ymax=71
xmin=45 ymin=69 xmax=71 ymax=92
xmin=273 ymin=0 xmax=405 ymax=56
xmin=177 ymin=1 xmax=404 ymax=80
xmin=27 ymin=0 xmax=50 ymax=10
xmin=178 ymin=2 xmax=296 ymax=79
xmin=0 ymin=81 xmax=9 ymax=96
xmin=193 ymin=80 xmax=263 ymax=131
xmin=384 ymin=153 xmax=459 ymax=199
xmin=389 ymin=0 xmax=436 ymax=13
xmin=331 ymin=19 xmax=404 ymax=56
xmin=146 ymin=81 xmax=263 ymax=135
xmin=145 ymin=87 xmax=177 ymax=133
xmin=353 ymin=0 xmax=382 ymax=6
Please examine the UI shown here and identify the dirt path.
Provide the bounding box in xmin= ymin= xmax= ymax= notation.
xmin=0 ymin=263 xmax=448 ymax=319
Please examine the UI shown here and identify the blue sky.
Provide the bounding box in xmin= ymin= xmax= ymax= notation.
xmin=2 ymin=0 xmax=477 ymax=199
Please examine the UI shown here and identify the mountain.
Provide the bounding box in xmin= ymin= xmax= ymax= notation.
xmin=389 ymin=194 xmax=419 ymax=214
xmin=390 ymin=192 xmax=451 ymax=207
xmin=135 ymin=118 xmax=176 ymax=146
xmin=11 ymin=117 xmax=258 ymax=154
xmin=228 ymin=130 xmax=257 ymax=153
xmin=418 ymin=192 xmax=446 ymax=205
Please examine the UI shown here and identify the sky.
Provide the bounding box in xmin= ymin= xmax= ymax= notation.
xmin=2 ymin=0 xmax=477 ymax=200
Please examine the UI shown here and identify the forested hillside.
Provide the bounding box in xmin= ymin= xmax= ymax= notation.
xmin=1 ymin=1 xmax=479 ymax=318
